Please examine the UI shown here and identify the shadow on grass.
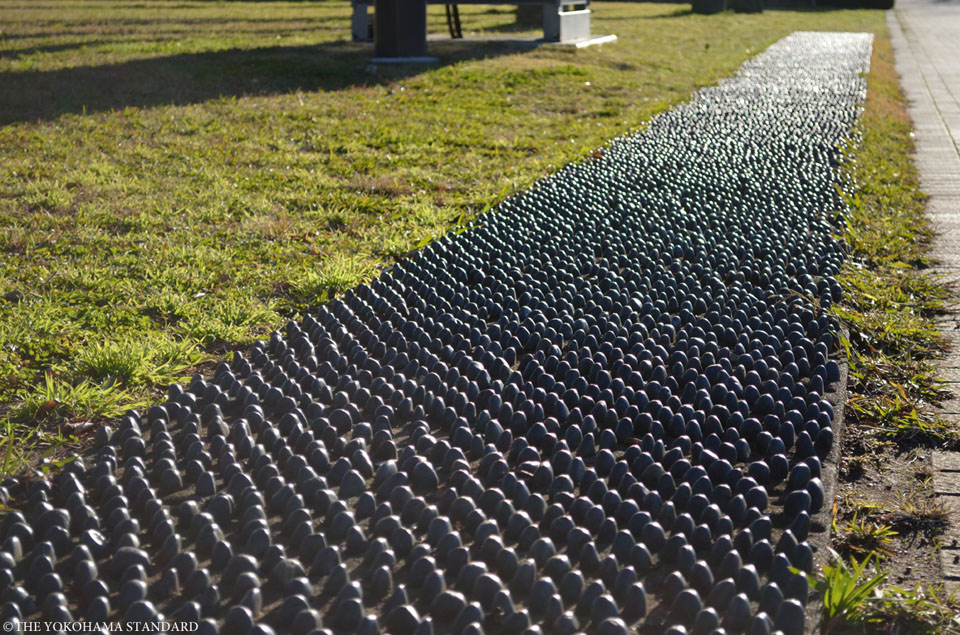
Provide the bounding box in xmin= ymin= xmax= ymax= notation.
xmin=642 ymin=7 xmax=695 ymax=18
xmin=0 ymin=42 xmax=100 ymax=60
xmin=0 ymin=37 xmax=536 ymax=125
xmin=637 ymin=3 xmax=875 ymax=17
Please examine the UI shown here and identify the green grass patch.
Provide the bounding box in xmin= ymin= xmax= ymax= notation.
xmin=826 ymin=22 xmax=960 ymax=634
xmin=288 ymin=253 xmax=379 ymax=311
xmin=77 ymin=335 xmax=203 ymax=386
xmin=806 ymin=555 xmax=890 ymax=633
xmin=0 ymin=0 xmax=888 ymax=469
xmin=807 ymin=555 xmax=959 ymax=634
xmin=833 ymin=30 xmax=957 ymax=448
xmin=9 ymin=372 xmax=141 ymax=426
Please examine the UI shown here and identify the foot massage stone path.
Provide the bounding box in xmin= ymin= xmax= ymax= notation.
xmin=0 ymin=31 xmax=873 ymax=635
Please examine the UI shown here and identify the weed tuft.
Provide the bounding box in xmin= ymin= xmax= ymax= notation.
xmin=872 ymin=583 xmax=960 ymax=633
xmin=835 ymin=511 xmax=898 ymax=561
xmin=9 ymin=373 xmax=141 ymax=427
xmin=78 ymin=339 xmax=150 ymax=385
xmin=806 ymin=553 xmax=888 ymax=633
xmin=289 ymin=255 xmax=378 ymax=308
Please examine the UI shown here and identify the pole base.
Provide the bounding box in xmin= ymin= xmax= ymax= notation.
xmin=549 ymin=34 xmax=617 ymax=48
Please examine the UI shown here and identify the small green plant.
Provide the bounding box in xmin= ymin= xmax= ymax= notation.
xmin=178 ymin=299 xmax=279 ymax=346
xmin=886 ymin=483 xmax=950 ymax=535
xmin=871 ymin=583 xmax=960 ymax=633
xmin=77 ymin=335 xmax=203 ymax=387
xmin=37 ymin=452 xmax=78 ymax=475
xmin=846 ymin=394 xmax=957 ymax=445
xmin=838 ymin=511 xmax=898 ymax=560
xmin=1 ymin=420 xmax=31 ymax=476
xmin=805 ymin=554 xmax=888 ymax=633
xmin=9 ymin=372 xmax=141 ymax=426
xmin=78 ymin=338 xmax=150 ymax=385
xmin=289 ymin=255 xmax=378 ymax=307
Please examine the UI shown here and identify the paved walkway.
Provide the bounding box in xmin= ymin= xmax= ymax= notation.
xmin=889 ymin=0 xmax=960 ymax=591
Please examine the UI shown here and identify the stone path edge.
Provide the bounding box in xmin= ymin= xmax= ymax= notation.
xmin=805 ymin=333 xmax=849 ymax=633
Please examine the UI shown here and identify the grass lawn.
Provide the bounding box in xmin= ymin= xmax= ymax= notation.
xmin=0 ymin=0 xmax=887 ymax=470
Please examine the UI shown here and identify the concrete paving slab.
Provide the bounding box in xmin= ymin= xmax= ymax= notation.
xmin=935 ymin=471 xmax=960 ymax=495
xmin=934 ymin=367 xmax=960 ymax=382
xmin=934 ymin=451 xmax=960 ymax=472
xmin=940 ymin=547 xmax=960 ymax=581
